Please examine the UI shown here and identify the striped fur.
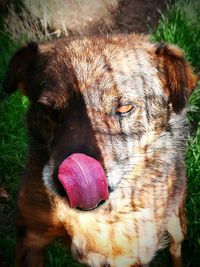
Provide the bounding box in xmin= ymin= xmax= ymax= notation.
xmin=3 ymin=34 xmax=197 ymax=267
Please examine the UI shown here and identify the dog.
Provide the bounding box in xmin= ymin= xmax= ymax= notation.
xmin=3 ymin=34 xmax=197 ymax=267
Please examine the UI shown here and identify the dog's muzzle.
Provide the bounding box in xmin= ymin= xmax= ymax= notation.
xmin=43 ymin=153 xmax=109 ymax=210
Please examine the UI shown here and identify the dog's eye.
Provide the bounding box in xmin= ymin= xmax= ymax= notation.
xmin=116 ymin=103 xmax=135 ymax=116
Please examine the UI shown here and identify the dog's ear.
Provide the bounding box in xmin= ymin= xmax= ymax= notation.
xmin=156 ymin=43 xmax=197 ymax=113
xmin=2 ymin=42 xmax=39 ymax=97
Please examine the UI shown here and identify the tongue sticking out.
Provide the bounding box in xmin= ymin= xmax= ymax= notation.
xmin=58 ymin=153 xmax=109 ymax=210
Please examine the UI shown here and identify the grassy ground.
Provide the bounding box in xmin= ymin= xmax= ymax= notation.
xmin=0 ymin=0 xmax=200 ymax=266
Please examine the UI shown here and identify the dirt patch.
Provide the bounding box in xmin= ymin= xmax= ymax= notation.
xmin=3 ymin=0 xmax=167 ymax=40
xmin=22 ymin=0 xmax=118 ymax=36
xmin=49 ymin=0 xmax=167 ymax=35
xmin=114 ymin=0 xmax=166 ymax=33
xmin=79 ymin=0 xmax=167 ymax=35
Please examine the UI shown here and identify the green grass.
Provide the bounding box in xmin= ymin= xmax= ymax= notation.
xmin=45 ymin=243 xmax=84 ymax=267
xmin=151 ymin=0 xmax=200 ymax=71
xmin=0 ymin=30 xmax=27 ymax=265
xmin=0 ymin=0 xmax=200 ymax=266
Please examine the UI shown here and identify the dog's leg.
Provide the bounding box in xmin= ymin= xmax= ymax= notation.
xmin=167 ymin=206 xmax=187 ymax=267
xmin=15 ymin=227 xmax=53 ymax=267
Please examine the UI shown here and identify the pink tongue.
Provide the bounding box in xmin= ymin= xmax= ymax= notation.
xmin=58 ymin=153 xmax=109 ymax=210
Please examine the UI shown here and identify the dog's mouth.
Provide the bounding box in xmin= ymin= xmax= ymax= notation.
xmin=49 ymin=153 xmax=109 ymax=210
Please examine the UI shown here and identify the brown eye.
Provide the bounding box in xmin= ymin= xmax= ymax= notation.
xmin=116 ymin=103 xmax=135 ymax=116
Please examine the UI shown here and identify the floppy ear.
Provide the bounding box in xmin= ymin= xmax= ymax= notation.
xmin=156 ymin=43 xmax=197 ymax=113
xmin=2 ymin=42 xmax=39 ymax=97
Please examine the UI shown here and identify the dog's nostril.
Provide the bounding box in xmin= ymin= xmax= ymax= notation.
xmin=108 ymin=185 xmax=114 ymax=193
xmin=53 ymin=168 xmax=66 ymax=196
xmin=97 ymin=199 xmax=106 ymax=207
xmin=76 ymin=199 xmax=107 ymax=211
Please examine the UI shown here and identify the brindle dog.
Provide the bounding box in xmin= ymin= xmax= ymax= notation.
xmin=3 ymin=34 xmax=197 ymax=267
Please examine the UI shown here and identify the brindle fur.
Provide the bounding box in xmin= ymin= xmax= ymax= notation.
xmin=3 ymin=34 xmax=197 ymax=267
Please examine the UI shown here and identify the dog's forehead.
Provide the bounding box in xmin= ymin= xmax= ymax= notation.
xmin=68 ymin=37 xmax=155 ymax=86
xmin=68 ymin=38 xmax=159 ymax=103
xmin=40 ymin=36 xmax=161 ymax=109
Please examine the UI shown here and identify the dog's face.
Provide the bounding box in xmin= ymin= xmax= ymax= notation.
xmin=3 ymin=34 xmax=196 ymax=201
xmin=3 ymin=34 xmax=197 ymax=266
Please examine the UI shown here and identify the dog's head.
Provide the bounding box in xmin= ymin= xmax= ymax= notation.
xmin=3 ymin=34 xmax=197 ymax=210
